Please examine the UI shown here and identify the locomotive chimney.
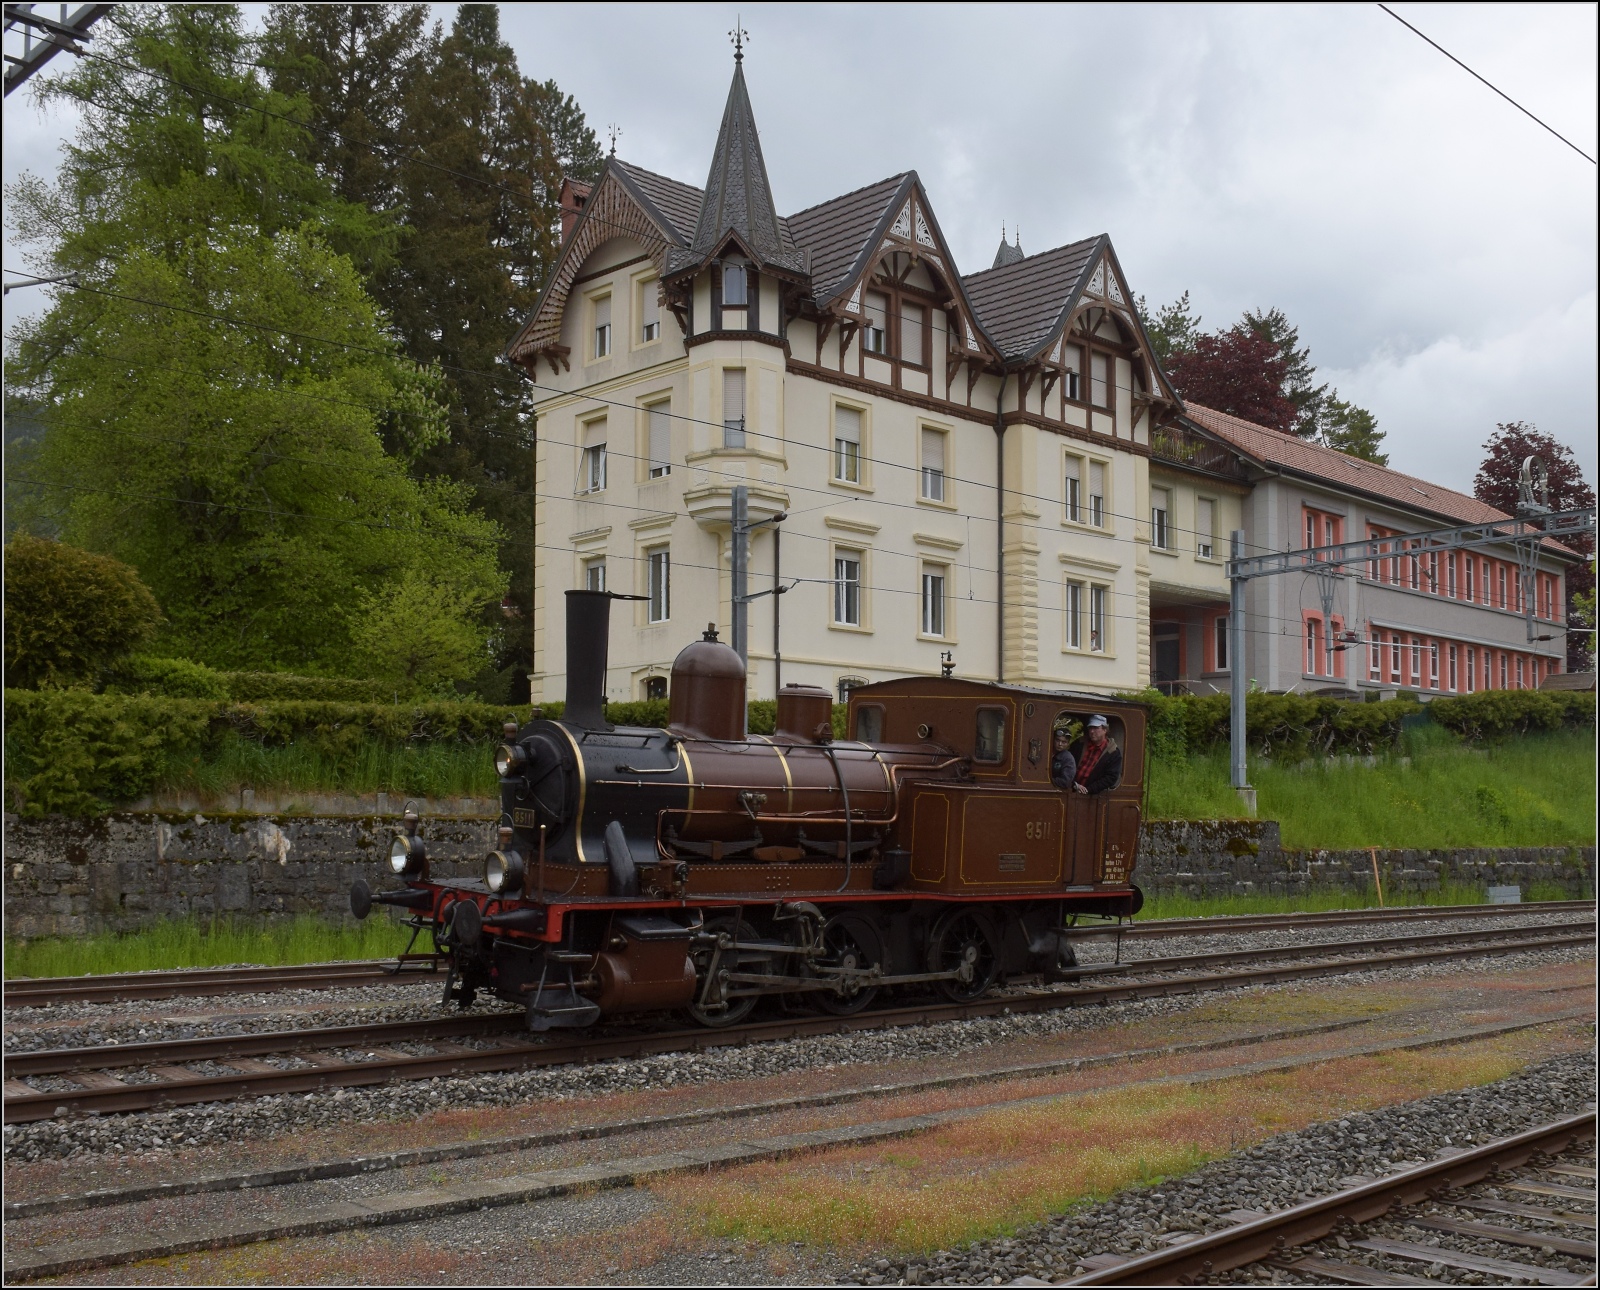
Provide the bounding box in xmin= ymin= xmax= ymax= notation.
xmin=564 ymin=589 xmax=613 ymax=730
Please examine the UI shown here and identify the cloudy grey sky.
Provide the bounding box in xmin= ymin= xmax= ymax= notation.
xmin=6 ymin=3 xmax=1595 ymax=494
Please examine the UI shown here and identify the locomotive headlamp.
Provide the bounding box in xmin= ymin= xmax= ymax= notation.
xmin=483 ymin=848 xmax=525 ymax=895
xmin=495 ymin=742 xmax=529 ymax=778
xmin=388 ymin=832 xmax=427 ymax=876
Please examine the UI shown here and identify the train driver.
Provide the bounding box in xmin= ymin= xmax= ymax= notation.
xmin=1049 ymin=727 xmax=1077 ymax=789
xmin=1069 ymin=715 xmax=1123 ymax=796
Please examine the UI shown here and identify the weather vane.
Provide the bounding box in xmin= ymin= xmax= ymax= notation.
xmin=729 ymin=17 xmax=748 ymax=62
xmin=606 ymin=124 xmax=621 ymax=157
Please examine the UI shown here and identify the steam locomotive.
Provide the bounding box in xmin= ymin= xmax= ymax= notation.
xmin=351 ymin=590 xmax=1147 ymax=1029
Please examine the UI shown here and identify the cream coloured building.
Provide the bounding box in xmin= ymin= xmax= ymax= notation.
xmin=506 ymin=54 xmax=1185 ymax=707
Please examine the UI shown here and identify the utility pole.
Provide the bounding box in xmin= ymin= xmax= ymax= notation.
xmin=730 ymin=484 xmax=790 ymax=717
xmin=1228 ymin=530 xmax=1252 ymax=813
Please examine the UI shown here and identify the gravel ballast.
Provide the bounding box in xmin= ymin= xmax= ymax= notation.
xmin=2 ymin=937 xmax=1591 ymax=1164
xmin=845 ymin=1048 xmax=1597 ymax=1286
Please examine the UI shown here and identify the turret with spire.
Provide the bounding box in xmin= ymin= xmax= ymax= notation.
xmin=992 ymin=224 xmax=1025 ymax=269
xmin=665 ymin=34 xmax=806 ymax=281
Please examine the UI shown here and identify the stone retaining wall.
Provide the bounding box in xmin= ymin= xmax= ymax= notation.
xmin=3 ymin=812 xmax=1593 ymax=940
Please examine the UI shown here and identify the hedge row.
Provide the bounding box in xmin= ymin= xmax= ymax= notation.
xmin=3 ymin=690 xmax=522 ymax=817
xmin=6 ymin=687 xmax=1587 ymax=817
xmin=102 ymin=656 xmax=393 ymax=703
xmin=1136 ymin=688 xmax=1593 ymax=762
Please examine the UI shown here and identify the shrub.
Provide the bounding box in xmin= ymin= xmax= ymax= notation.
xmin=3 ymin=536 xmax=161 ymax=689
xmin=1124 ymin=690 xmax=1419 ymax=760
xmin=103 ymin=655 xmax=230 ymax=700
xmin=1429 ymin=690 xmax=1594 ymax=742
xmin=217 ymin=672 xmax=390 ymax=702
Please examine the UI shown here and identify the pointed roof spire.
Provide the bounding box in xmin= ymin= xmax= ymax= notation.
xmin=669 ymin=47 xmax=804 ymax=278
xmin=992 ymin=227 xmax=1025 ymax=269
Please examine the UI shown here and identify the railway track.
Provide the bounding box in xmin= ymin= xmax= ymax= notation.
xmin=2 ymin=954 xmax=446 ymax=1007
xmin=1063 ymin=1111 xmax=1595 ymax=1285
xmin=5 ymin=917 xmax=1591 ymax=1125
xmin=4 ymin=900 xmax=1590 ymax=1009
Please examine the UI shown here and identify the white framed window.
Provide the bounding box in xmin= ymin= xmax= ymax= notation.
xmin=1151 ymin=487 xmax=1170 ymax=550
xmin=833 ymin=405 xmax=861 ymax=483
xmin=834 ymin=550 xmax=863 ymax=626
xmin=583 ymin=557 xmax=606 ymax=593
xmin=900 ymin=301 xmax=926 ymax=366
xmin=921 ymin=565 xmax=946 ymax=637
xmin=1063 ymin=345 xmax=1083 ymax=402
xmin=863 ymin=290 xmax=889 ymax=354
xmin=1410 ymin=637 xmax=1422 ymax=686
xmin=639 ymin=280 xmax=660 ymax=342
xmin=1466 ymin=646 xmax=1476 ymax=692
xmin=1090 ymin=352 xmax=1111 ymax=408
xmin=1465 ymin=557 xmax=1475 ymax=602
xmin=580 ymin=420 xmax=607 ymax=493
xmin=721 ymin=261 xmax=748 ymax=306
xmin=592 ymin=295 xmax=612 ymax=358
xmin=646 ymin=401 xmax=671 ymax=478
xmin=646 ymin=548 xmax=670 ymax=623
xmin=1447 ymin=554 xmax=1458 ymax=598
xmin=1196 ymin=497 xmax=1215 ymax=559
xmin=1427 ymin=552 xmax=1438 ymax=593
xmin=1499 ymin=652 xmax=1507 ymax=688
xmin=1306 ymin=619 xmax=1321 ymax=675
xmin=1448 ymin=643 xmax=1458 ymax=691
xmin=1089 ymin=461 xmax=1106 ymax=528
xmin=1497 ymin=565 xmax=1507 ymax=608
xmin=1369 ymin=630 xmax=1382 ymax=681
xmin=1390 ymin=636 xmax=1402 ymax=680
xmin=920 ymin=428 xmax=946 ymax=501
xmin=1089 ymin=585 xmax=1107 ymax=652
xmin=1065 ymin=581 xmax=1082 ymax=650
xmin=1064 ymin=455 xmax=1081 ymax=523
xmin=722 ymin=368 xmax=746 ymax=448
xmin=1515 ymin=655 xmax=1524 ymax=689
xmin=1430 ymin=642 xmax=1440 ymax=689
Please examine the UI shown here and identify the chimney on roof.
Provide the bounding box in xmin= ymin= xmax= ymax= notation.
xmin=559 ymin=176 xmax=593 ymax=244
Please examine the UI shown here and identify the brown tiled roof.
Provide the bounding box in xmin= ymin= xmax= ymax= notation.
xmin=785 ymin=173 xmax=910 ymax=309
xmin=611 ymin=160 xmax=703 ymax=246
xmin=961 ymin=236 xmax=1103 ymax=360
xmin=1185 ymin=403 xmax=1517 ymax=529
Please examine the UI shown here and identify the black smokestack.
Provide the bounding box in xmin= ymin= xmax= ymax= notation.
xmin=564 ymin=589 xmax=613 ymax=729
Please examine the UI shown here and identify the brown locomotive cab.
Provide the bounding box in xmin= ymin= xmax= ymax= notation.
xmin=847 ymin=679 xmax=1146 ymax=898
xmin=352 ymin=590 xmax=1147 ymax=1029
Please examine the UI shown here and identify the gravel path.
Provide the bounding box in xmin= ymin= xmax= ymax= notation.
xmin=3 ymin=938 xmax=1591 ymax=1164
xmin=846 ymin=1048 xmax=1597 ymax=1286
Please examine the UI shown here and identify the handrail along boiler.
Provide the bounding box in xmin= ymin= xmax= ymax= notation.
xmin=351 ymin=591 xmax=1148 ymax=1029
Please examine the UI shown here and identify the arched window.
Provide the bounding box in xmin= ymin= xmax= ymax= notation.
xmin=837 ymin=675 xmax=868 ymax=704
xmin=643 ymin=676 xmax=667 ymax=701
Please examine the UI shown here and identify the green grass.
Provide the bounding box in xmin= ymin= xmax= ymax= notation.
xmin=1134 ymin=880 xmax=1583 ymax=922
xmin=1147 ymin=729 xmax=1595 ymax=850
xmin=4 ymin=913 xmax=415 ymax=979
xmin=157 ymin=734 xmax=498 ymax=800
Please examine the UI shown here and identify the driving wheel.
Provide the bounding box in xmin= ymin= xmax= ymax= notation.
xmin=685 ymin=915 xmax=764 ymax=1027
xmin=815 ymin=912 xmax=884 ymax=1015
xmin=927 ymin=910 xmax=998 ymax=1002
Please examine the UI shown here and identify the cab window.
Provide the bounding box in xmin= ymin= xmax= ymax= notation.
xmin=854 ymin=704 xmax=884 ymax=743
xmin=974 ymin=707 xmax=1007 ymax=763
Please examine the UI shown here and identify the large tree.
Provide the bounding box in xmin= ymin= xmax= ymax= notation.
xmin=264 ymin=4 xmax=604 ymax=694
xmin=1474 ymin=422 xmax=1594 ymax=671
xmin=1163 ymin=329 xmax=1298 ymax=433
xmin=1140 ymin=295 xmax=1388 ymax=463
xmin=6 ymin=3 xmax=505 ymax=684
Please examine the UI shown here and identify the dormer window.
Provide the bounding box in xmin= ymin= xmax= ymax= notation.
xmin=1063 ymin=345 xmax=1083 ymax=402
xmin=863 ymin=291 xmax=889 ymax=354
xmin=592 ymin=295 xmax=612 ymax=359
xmin=722 ymin=262 xmax=748 ymax=305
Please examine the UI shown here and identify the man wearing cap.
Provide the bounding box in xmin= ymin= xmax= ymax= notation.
xmin=1069 ymin=715 xmax=1123 ymax=796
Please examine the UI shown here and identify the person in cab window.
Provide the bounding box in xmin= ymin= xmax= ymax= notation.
xmin=1069 ymin=715 xmax=1122 ymax=796
xmin=1049 ymin=727 xmax=1077 ymax=790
